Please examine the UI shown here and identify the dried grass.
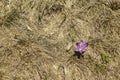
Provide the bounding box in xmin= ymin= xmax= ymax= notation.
xmin=0 ymin=0 xmax=120 ymax=80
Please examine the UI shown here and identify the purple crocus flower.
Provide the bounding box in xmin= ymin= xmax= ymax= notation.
xmin=75 ymin=40 xmax=88 ymax=55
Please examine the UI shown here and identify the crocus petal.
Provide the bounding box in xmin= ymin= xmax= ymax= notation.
xmin=76 ymin=40 xmax=83 ymax=47
xmin=82 ymin=43 xmax=88 ymax=50
xmin=79 ymin=50 xmax=83 ymax=54
xmin=80 ymin=48 xmax=86 ymax=53
xmin=81 ymin=49 xmax=86 ymax=53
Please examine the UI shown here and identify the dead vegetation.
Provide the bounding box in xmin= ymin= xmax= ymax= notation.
xmin=0 ymin=0 xmax=120 ymax=80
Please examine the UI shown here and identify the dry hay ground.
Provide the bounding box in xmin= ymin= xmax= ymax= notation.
xmin=0 ymin=0 xmax=120 ymax=80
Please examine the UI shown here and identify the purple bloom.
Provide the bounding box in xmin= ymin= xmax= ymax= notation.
xmin=75 ymin=40 xmax=88 ymax=54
